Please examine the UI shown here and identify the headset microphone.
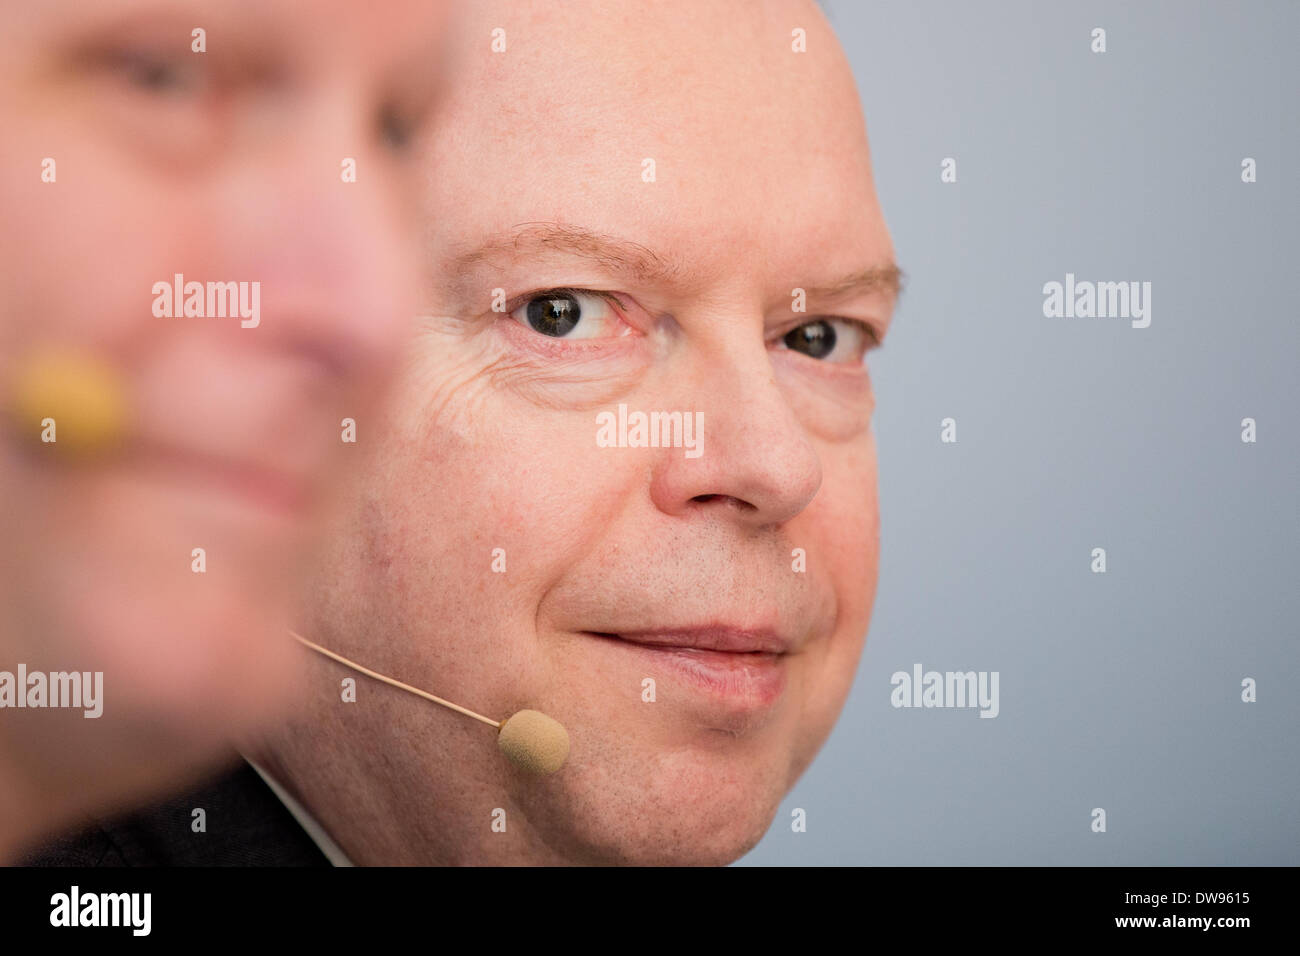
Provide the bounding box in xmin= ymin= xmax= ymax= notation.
xmin=289 ymin=631 xmax=570 ymax=775
xmin=5 ymin=354 xmax=570 ymax=771
xmin=7 ymin=349 xmax=127 ymax=456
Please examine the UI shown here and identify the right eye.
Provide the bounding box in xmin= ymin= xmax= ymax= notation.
xmin=509 ymin=289 xmax=631 ymax=340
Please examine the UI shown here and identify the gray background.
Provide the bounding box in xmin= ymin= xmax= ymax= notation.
xmin=740 ymin=0 xmax=1298 ymax=865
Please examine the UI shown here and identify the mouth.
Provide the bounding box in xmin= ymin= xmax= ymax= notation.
xmin=582 ymin=627 xmax=791 ymax=710
xmin=132 ymin=442 xmax=314 ymax=518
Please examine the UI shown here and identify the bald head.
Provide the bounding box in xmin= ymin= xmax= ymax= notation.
xmin=423 ymin=0 xmax=887 ymax=298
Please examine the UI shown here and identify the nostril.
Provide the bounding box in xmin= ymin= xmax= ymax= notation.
xmin=691 ymin=494 xmax=757 ymax=512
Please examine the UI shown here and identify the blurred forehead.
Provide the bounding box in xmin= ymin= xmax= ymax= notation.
xmin=4 ymin=0 xmax=450 ymax=68
xmin=427 ymin=0 xmax=889 ymax=294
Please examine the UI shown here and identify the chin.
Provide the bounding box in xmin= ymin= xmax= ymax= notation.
xmin=545 ymin=748 xmax=790 ymax=866
xmin=606 ymin=800 xmax=779 ymax=867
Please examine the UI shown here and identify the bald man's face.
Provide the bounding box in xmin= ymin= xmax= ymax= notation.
xmin=294 ymin=0 xmax=898 ymax=864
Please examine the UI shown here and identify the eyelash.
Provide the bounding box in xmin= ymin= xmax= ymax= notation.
xmin=509 ymin=287 xmax=625 ymax=310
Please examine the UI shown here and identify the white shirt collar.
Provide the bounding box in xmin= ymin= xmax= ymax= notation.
xmin=243 ymin=756 xmax=354 ymax=867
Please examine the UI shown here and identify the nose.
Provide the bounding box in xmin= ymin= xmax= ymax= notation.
xmin=210 ymin=98 xmax=419 ymax=383
xmin=648 ymin=323 xmax=823 ymax=527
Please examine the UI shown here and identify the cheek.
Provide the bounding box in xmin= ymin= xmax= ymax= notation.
xmin=379 ymin=355 xmax=637 ymax=690
xmin=1 ymin=122 xmax=201 ymax=352
xmin=814 ymin=432 xmax=880 ymax=625
xmin=404 ymin=336 xmax=648 ymax=552
xmin=772 ymin=352 xmax=877 ymax=445
xmin=790 ymin=435 xmax=879 ymax=748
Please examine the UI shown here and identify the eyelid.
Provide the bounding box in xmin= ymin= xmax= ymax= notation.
xmin=851 ymin=317 xmax=884 ymax=350
xmin=503 ymin=286 xmax=628 ymax=314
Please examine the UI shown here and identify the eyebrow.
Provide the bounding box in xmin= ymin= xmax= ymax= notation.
xmin=449 ymin=222 xmax=680 ymax=286
xmin=447 ymin=220 xmax=904 ymax=303
xmin=801 ymin=264 xmax=905 ymax=303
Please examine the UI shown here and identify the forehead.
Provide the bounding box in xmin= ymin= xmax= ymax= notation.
xmin=427 ymin=0 xmax=891 ymax=294
xmin=4 ymin=0 xmax=450 ymax=69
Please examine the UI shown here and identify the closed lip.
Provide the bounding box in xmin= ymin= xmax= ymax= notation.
xmin=585 ymin=626 xmax=791 ymax=715
xmin=134 ymin=441 xmax=315 ymax=514
xmin=589 ymin=627 xmax=791 ymax=655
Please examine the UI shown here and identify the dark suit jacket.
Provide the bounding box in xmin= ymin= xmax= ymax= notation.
xmin=17 ymin=760 xmax=330 ymax=866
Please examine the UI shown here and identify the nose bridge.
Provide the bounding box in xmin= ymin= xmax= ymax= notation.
xmin=211 ymin=96 xmax=416 ymax=375
xmin=648 ymin=308 xmax=823 ymax=526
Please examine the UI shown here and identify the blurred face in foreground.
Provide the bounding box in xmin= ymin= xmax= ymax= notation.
xmin=0 ymin=0 xmax=451 ymax=841
xmin=271 ymin=0 xmax=900 ymax=864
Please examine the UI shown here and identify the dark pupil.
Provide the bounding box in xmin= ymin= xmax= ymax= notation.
xmin=526 ymin=294 xmax=581 ymax=337
xmin=785 ymin=320 xmax=836 ymax=359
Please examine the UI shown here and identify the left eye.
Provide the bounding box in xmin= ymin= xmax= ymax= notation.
xmin=510 ymin=290 xmax=628 ymax=339
xmin=107 ymin=50 xmax=206 ymax=97
xmin=780 ymin=318 xmax=875 ymax=363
